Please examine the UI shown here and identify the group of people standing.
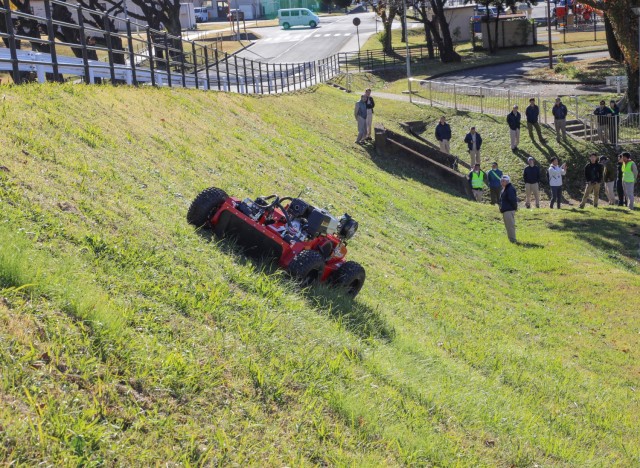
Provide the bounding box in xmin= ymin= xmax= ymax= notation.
xmin=467 ymin=152 xmax=638 ymax=244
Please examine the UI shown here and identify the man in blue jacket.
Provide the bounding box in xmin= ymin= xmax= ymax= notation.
xmin=525 ymin=98 xmax=545 ymax=143
xmin=499 ymin=175 xmax=518 ymax=243
xmin=507 ymin=105 xmax=521 ymax=152
xmin=463 ymin=126 xmax=482 ymax=166
xmin=487 ymin=162 xmax=503 ymax=205
xmin=523 ymin=157 xmax=541 ymax=208
xmin=435 ymin=116 xmax=451 ymax=154
xmin=552 ymin=97 xmax=568 ymax=142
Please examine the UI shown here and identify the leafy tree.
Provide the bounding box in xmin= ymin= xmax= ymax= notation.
xmin=425 ymin=0 xmax=461 ymax=62
xmin=580 ymin=0 xmax=639 ymax=111
xmin=374 ymin=0 xmax=400 ymax=53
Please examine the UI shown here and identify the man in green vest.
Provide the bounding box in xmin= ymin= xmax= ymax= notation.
xmin=621 ymin=152 xmax=638 ymax=210
xmin=467 ymin=163 xmax=487 ymax=202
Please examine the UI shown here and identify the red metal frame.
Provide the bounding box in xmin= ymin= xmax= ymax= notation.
xmin=210 ymin=197 xmax=348 ymax=282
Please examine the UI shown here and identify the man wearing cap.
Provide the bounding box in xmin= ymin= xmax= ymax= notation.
xmin=487 ymin=162 xmax=503 ymax=205
xmin=435 ymin=116 xmax=452 ymax=154
xmin=594 ymin=100 xmax=613 ymax=144
xmin=621 ymin=152 xmax=638 ymax=210
xmin=552 ymin=97 xmax=568 ymax=142
xmin=464 ymin=126 xmax=483 ymax=166
xmin=579 ymin=153 xmax=604 ymax=208
xmin=467 ymin=163 xmax=486 ymax=202
xmin=507 ymin=105 xmax=521 ymax=152
xmin=600 ymin=155 xmax=616 ymax=205
xmin=523 ymin=157 xmax=541 ymax=209
xmin=525 ymin=97 xmax=545 ymax=143
xmin=499 ymin=175 xmax=518 ymax=243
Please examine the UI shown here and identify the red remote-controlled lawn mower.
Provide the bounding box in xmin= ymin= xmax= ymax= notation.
xmin=187 ymin=187 xmax=366 ymax=297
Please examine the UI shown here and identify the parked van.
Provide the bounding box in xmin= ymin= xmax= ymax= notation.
xmin=278 ymin=8 xmax=320 ymax=30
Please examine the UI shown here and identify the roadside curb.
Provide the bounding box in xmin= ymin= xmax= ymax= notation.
xmin=522 ymin=76 xmax=605 ymax=85
xmin=424 ymin=46 xmax=609 ymax=81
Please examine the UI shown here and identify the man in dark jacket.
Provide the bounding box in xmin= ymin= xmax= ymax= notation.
xmin=435 ymin=116 xmax=451 ymax=154
xmin=463 ymin=126 xmax=482 ymax=166
xmin=616 ymin=153 xmax=627 ymax=206
xmin=594 ymin=100 xmax=613 ymax=144
xmin=552 ymin=97 xmax=568 ymax=142
xmin=600 ymin=155 xmax=616 ymax=205
xmin=523 ymin=157 xmax=541 ymax=209
xmin=499 ymin=175 xmax=518 ymax=243
xmin=507 ymin=105 xmax=521 ymax=152
xmin=609 ymin=99 xmax=620 ymax=148
xmin=364 ymin=88 xmax=375 ymax=141
xmin=525 ymin=98 xmax=545 ymax=143
xmin=487 ymin=162 xmax=503 ymax=205
xmin=579 ymin=153 xmax=604 ymax=208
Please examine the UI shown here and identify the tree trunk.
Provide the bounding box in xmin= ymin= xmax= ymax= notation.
xmin=625 ymin=62 xmax=639 ymax=113
xmin=429 ymin=0 xmax=460 ymax=62
xmin=604 ymin=14 xmax=623 ymax=63
xmin=400 ymin=5 xmax=407 ymax=43
xmin=484 ymin=16 xmax=493 ymax=53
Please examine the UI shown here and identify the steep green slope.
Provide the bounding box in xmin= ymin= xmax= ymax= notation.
xmin=0 ymin=84 xmax=639 ymax=466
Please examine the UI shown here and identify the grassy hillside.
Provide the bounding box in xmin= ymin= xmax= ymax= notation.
xmin=1 ymin=83 xmax=639 ymax=466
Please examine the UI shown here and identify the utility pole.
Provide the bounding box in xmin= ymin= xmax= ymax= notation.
xmin=547 ymin=0 xmax=552 ymax=69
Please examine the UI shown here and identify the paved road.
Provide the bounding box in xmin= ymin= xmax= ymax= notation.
xmin=236 ymin=13 xmax=420 ymax=63
xmin=432 ymin=51 xmax=611 ymax=96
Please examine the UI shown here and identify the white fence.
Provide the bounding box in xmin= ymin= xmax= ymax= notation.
xmin=408 ymin=78 xmax=539 ymax=116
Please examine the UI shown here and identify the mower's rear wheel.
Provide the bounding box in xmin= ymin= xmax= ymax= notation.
xmin=288 ymin=250 xmax=325 ymax=287
xmin=331 ymin=261 xmax=366 ymax=297
xmin=187 ymin=187 xmax=228 ymax=228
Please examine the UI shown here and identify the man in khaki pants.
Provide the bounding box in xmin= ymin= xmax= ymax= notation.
xmin=579 ymin=153 xmax=603 ymax=208
xmin=499 ymin=175 xmax=518 ymax=243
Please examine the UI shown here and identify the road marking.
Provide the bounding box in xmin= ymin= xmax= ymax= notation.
xmin=324 ymin=34 xmax=331 ymax=37
xmin=314 ymin=34 xmax=322 ymax=37
xmin=344 ymin=33 xmax=351 ymax=36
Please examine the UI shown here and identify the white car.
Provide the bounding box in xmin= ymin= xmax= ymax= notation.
xmin=515 ymin=2 xmax=532 ymax=18
xmin=194 ymin=7 xmax=209 ymax=23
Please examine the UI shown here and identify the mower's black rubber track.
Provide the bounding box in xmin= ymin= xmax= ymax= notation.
xmin=187 ymin=187 xmax=228 ymax=227
xmin=332 ymin=261 xmax=366 ymax=297
xmin=288 ymin=250 xmax=325 ymax=286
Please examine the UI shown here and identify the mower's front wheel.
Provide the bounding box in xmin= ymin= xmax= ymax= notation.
xmin=187 ymin=187 xmax=228 ymax=228
xmin=288 ymin=250 xmax=325 ymax=287
xmin=331 ymin=261 xmax=366 ymax=297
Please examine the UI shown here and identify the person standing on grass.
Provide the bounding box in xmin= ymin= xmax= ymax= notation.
xmin=552 ymin=97 xmax=568 ymax=142
xmin=616 ymin=153 xmax=628 ymax=207
xmin=354 ymin=94 xmax=368 ymax=145
xmin=523 ymin=157 xmax=541 ymax=209
xmin=525 ymin=98 xmax=545 ymax=143
xmin=487 ymin=162 xmax=503 ymax=205
xmin=600 ymin=155 xmax=617 ymax=205
xmin=467 ymin=163 xmax=486 ymax=202
xmin=548 ymin=157 xmax=567 ymax=209
xmin=621 ymin=152 xmax=638 ymax=210
xmin=499 ymin=175 xmax=518 ymax=244
xmin=464 ymin=126 xmax=482 ymax=166
xmin=594 ymin=100 xmax=613 ymax=144
xmin=435 ymin=116 xmax=451 ymax=154
xmin=507 ymin=105 xmax=521 ymax=152
xmin=579 ymin=153 xmax=604 ymax=209
xmin=609 ymin=99 xmax=620 ymax=148
xmin=364 ymin=88 xmax=375 ymax=141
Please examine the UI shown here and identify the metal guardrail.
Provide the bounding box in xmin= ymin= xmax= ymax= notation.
xmin=408 ymin=78 xmax=539 ymax=116
xmin=584 ymin=114 xmax=640 ymax=146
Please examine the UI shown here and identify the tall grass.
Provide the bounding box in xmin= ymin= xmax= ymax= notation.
xmin=0 ymin=82 xmax=638 ymax=465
